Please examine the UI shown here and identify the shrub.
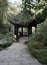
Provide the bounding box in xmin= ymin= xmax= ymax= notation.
xmin=0 ymin=32 xmax=16 ymax=50
xmin=0 ymin=24 xmax=12 ymax=34
xmin=0 ymin=37 xmax=12 ymax=50
xmin=31 ymin=48 xmax=47 ymax=64
xmin=25 ymin=18 xmax=47 ymax=64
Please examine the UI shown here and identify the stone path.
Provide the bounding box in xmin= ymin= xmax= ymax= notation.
xmin=0 ymin=37 xmax=42 ymax=65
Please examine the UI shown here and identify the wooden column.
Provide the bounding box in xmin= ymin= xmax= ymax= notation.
xmin=21 ymin=27 xmax=23 ymax=37
xmin=14 ymin=25 xmax=19 ymax=41
xmin=35 ymin=25 xmax=37 ymax=32
xmin=28 ymin=26 xmax=32 ymax=36
xmin=14 ymin=25 xmax=16 ymax=35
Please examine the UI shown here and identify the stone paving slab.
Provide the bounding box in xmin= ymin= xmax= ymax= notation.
xmin=0 ymin=37 xmax=42 ymax=65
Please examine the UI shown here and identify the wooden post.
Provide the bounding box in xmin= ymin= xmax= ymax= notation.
xmin=14 ymin=25 xmax=16 ymax=35
xmin=16 ymin=26 xmax=19 ymax=41
xmin=35 ymin=25 xmax=37 ymax=33
xmin=14 ymin=25 xmax=19 ymax=41
xmin=28 ymin=26 xmax=32 ymax=36
xmin=21 ymin=27 xmax=23 ymax=37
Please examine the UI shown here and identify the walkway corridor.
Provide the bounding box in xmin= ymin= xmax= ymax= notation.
xmin=0 ymin=37 xmax=42 ymax=65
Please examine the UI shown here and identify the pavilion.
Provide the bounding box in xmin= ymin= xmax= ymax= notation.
xmin=7 ymin=8 xmax=46 ymax=41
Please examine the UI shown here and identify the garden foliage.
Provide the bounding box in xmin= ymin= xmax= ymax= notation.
xmin=25 ymin=19 xmax=47 ymax=64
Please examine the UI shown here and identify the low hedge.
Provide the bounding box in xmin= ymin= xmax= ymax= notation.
xmin=0 ymin=38 xmax=12 ymax=50
xmin=31 ymin=48 xmax=47 ymax=64
xmin=26 ymin=41 xmax=47 ymax=64
xmin=0 ymin=33 xmax=16 ymax=50
xmin=27 ymin=42 xmax=44 ymax=49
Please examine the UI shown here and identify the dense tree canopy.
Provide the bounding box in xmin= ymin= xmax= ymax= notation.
xmin=22 ymin=0 xmax=47 ymax=11
xmin=22 ymin=0 xmax=47 ymax=23
xmin=0 ymin=0 xmax=8 ymax=28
